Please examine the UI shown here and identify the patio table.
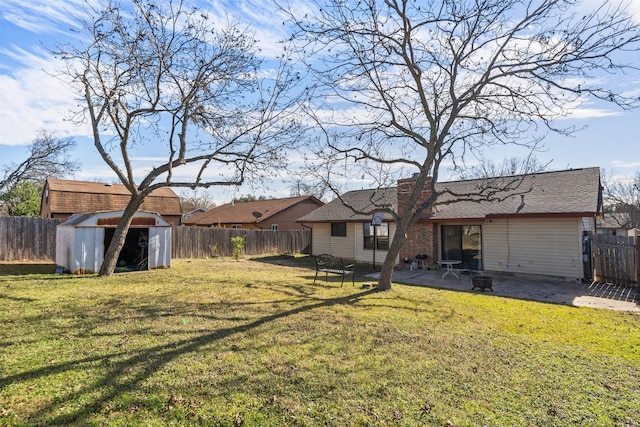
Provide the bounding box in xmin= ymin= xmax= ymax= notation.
xmin=437 ymin=260 xmax=462 ymax=280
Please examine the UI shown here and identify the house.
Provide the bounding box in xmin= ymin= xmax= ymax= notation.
xmin=56 ymin=210 xmax=171 ymax=274
xmin=41 ymin=178 xmax=183 ymax=225
xmin=597 ymin=212 xmax=638 ymax=237
xmin=297 ymin=167 xmax=603 ymax=281
xmin=183 ymin=195 xmax=324 ymax=230
xmin=181 ymin=207 xmax=207 ymax=223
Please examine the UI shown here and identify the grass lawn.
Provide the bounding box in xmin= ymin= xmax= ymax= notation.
xmin=1 ymin=256 xmax=639 ymax=426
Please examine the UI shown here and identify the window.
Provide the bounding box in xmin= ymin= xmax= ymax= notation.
xmin=363 ymin=223 xmax=389 ymax=250
xmin=271 ymin=224 xmax=279 ymax=231
xmin=331 ymin=222 xmax=347 ymax=237
xmin=232 ymin=224 xmax=242 ymax=229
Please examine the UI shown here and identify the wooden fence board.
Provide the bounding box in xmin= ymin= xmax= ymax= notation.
xmin=591 ymin=233 xmax=638 ymax=286
xmin=171 ymin=226 xmax=311 ymax=259
xmin=0 ymin=217 xmax=61 ymax=261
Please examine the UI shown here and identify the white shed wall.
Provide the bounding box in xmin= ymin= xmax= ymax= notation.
xmin=148 ymin=227 xmax=171 ymax=269
xmin=55 ymin=227 xmax=75 ymax=271
xmin=483 ymin=217 xmax=582 ymax=279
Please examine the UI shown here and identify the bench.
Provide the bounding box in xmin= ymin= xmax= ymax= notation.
xmin=313 ymin=254 xmax=355 ymax=287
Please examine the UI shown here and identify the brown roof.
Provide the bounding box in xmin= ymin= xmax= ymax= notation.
xmin=298 ymin=167 xmax=602 ymax=222
xmin=44 ymin=178 xmax=182 ymax=216
xmin=431 ymin=167 xmax=602 ymax=220
xmin=296 ymin=188 xmax=397 ymax=223
xmin=185 ymin=196 xmax=323 ymax=225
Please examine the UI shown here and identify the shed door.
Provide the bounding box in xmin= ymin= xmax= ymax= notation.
xmin=104 ymin=228 xmax=149 ymax=270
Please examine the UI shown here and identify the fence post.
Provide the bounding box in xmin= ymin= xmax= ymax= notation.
xmin=636 ymin=238 xmax=640 ymax=288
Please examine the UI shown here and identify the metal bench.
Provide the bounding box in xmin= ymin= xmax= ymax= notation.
xmin=313 ymin=254 xmax=355 ymax=286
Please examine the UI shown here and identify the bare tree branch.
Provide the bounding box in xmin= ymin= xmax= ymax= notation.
xmin=0 ymin=130 xmax=79 ymax=193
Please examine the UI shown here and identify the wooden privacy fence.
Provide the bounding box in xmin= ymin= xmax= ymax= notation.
xmin=591 ymin=233 xmax=639 ymax=287
xmin=0 ymin=217 xmax=61 ymax=261
xmin=0 ymin=217 xmax=311 ymax=262
xmin=171 ymin=226 xmax=311 ymax=259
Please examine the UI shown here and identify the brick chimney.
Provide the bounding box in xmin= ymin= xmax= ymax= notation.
xmin=397 ymin=173 xmax=438 ymax=267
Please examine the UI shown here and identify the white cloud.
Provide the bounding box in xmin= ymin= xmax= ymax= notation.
xmin=0 ymin=0 xmax=86 ymax=35
xmin=565 ymin=108 xmax=624 ymax=120
xmin=611 ymin=160 xmax=640 ymax=169
xmin=0 ymin=47 xmax=88 ymax=146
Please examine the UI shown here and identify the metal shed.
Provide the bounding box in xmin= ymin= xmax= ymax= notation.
xmin=56 ymin=210 xmax=171 ymax=274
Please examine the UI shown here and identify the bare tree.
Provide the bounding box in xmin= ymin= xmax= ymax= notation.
xmin=456 ymin=156 xmax=550 ymax=180
xmin=55 ymin=0 xmax=303 ymax=276
xmin=288 ymin=177 xmax=329 ymax=200
xmin=0 ymin=130 xmax=79 ymax=193
xmin=602 ymin=170 xmax=640 ymax=229
xmin=283 ymin=0 xmax=640 ymax=290
xmin=179 ymin=189 xmax=217 ymax=213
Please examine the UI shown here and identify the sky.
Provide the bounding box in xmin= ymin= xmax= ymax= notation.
xmin=1 ymin=0 xmax=640 ymax=205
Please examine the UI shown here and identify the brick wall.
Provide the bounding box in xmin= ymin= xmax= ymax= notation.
xmin=397 ymin=174 xmax=439 ymax=265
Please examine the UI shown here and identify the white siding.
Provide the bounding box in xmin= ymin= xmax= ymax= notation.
xmin=310 ymin=223 xmax=356 ymax=259
xmin=148 ymin=227 xmax=171 ymax=269
xmin=483 ymin=217 xmax=582 ymax=279
xmin=311 ymin=223 xmax=331 ymax=255
xmin=311 ymin=222 xmax=399 ymax=264
xmin=355 ymin=223 xmax=397 ymax=265
xmin=581 ymin=217 xmax=595 ymax=233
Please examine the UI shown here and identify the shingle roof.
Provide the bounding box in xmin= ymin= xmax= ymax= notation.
xmin=431 ymin=167 xmax=601 ymax=219
xmin=45 ymin=178 xmax=182 ymax=216
xmin=297 ymin=188 xmax=397 ymax=223
xmin=297 ymin=167 xmax=601 ymax=222
xmin=184 ymin=195 xmax=323 ymax=225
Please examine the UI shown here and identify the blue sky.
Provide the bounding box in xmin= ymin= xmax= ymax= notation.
xmin=1 ymin=0 xmax=639 ymax=204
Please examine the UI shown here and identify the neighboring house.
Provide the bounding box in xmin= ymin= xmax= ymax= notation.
xmin=597 ymin=212 xmax=635 ymax=236
xmin=182 ymin=207 xmax=207 ymax=223
xmin=183 ymin=196 xmax=324 ymax=230
xmin=298 ymin=167 xmax=603 ymax=282
xmin=40 ymin=178 xmax=183 ymax=225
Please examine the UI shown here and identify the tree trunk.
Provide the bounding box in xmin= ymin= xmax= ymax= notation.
xmin=376 ymin=222 xmax=409 ymax=291
xmin=98 ymin=197 xmax=144 ymax=277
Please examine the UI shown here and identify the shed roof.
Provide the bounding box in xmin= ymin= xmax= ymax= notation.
xmin=59 ymin=210 xmax=172 ymax=227
xmin=45 ymin=178 xmax=182 ymax=216
xmin=184 ymin=195 xmax=323 ymax=225
xmin=297 ymin=167 xmax=602 ymax=223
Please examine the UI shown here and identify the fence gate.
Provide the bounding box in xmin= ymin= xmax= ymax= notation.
xmin=590 ymin=232 xmax=638 ymax=287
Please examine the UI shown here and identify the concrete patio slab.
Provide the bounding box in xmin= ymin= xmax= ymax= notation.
xmin=365 ymin=268 xmax=640 ymax=312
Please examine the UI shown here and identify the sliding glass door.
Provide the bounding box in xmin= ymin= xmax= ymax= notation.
xmin=441 ymin=225 xmax=482 ymax=270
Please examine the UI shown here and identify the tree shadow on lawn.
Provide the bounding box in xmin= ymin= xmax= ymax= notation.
xmin=1 ymin=284 xmax=414 ymax=425
xmin=251 ymin=254 xmax=376 ymax=283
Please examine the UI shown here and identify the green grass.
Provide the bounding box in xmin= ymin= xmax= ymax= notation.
xmin=1 ymin=257 xmax=639 ymax=426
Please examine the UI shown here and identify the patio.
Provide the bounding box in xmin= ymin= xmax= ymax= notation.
xmin=365 ymin=267 xmax=640 ymax=312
